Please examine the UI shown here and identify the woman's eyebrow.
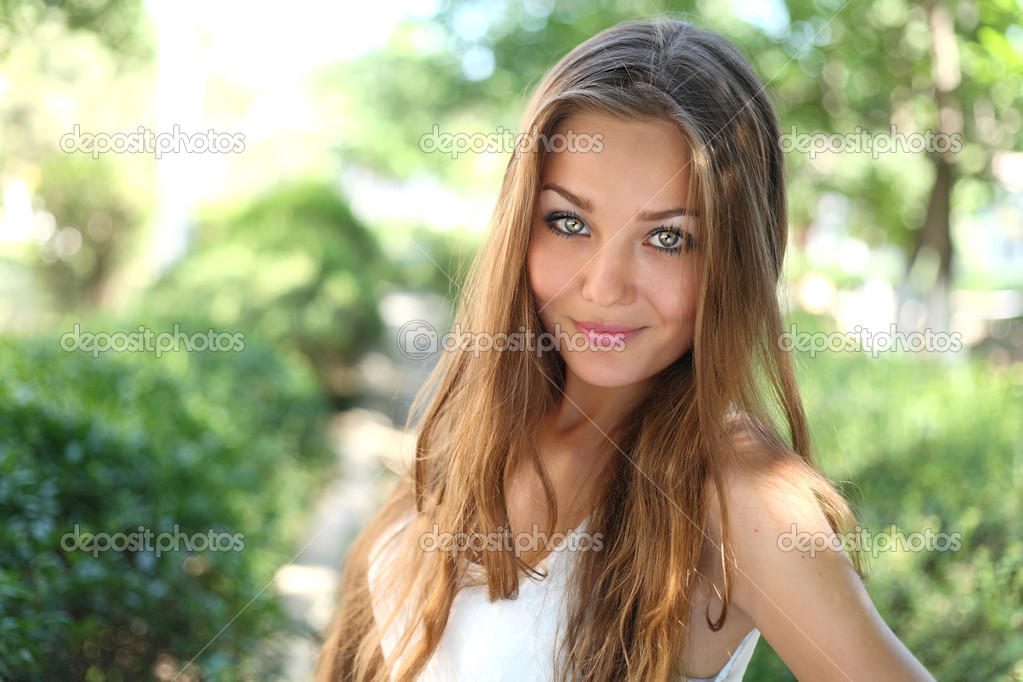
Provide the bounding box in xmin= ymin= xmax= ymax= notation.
xmin=540 ymin=182 xmax=694 ymax=221
xmin=541 ymin=183 xmax=593 ymax=212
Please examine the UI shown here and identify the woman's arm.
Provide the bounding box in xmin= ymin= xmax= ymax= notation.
xmin=707 ymin=454 xmax=937 ymax=681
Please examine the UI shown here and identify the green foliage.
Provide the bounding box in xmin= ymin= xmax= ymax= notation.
xmin=0 ymin=0 xmax=158 ymax=322
xmin=322 ymin=0 xmax=1022 ymax=289
xmin=0 ymin=327 xmax=334 ymax=680
xmin=746 ymin=327 xmax=1023 ymax=679
xmin=312 ymin=0 xmax=686 ymax=191
xmin=0 ymin=0 xmax=155 ymax=59
xmin=391 ymin=225 xmax=479 ymax=298
xmin=144 ymin=181 xmax=389 ymax=401
xmin=32 ymin=153 xmax=151 ymax=311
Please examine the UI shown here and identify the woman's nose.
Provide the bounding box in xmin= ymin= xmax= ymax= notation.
xmin=579 ymin=234 xmax=634 ymax=307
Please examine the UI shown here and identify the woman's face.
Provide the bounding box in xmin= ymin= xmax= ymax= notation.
xmin=527 ymin=111 xmax=702 ymax=390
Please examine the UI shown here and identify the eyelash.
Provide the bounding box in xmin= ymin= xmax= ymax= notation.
xmin=542 ymin=210 xmax=698 ymax=255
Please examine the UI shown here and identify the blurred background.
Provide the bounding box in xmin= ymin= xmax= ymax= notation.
xmin=0 ymin=0 xmax=1020 ymax=679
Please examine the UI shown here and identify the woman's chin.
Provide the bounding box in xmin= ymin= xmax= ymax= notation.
xmin=559 ymin=356 xmax=657 ymax=390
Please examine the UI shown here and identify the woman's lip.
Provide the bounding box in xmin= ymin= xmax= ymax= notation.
xmin=574 ymin=320 xmax=644 ymax=335
xmin=573 ymin=320 xmax=646 ymax=348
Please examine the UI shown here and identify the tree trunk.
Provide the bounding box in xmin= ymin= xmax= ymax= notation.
xmin=900 ymin=0 xmax=961 ymax=334
xmin=905 ymin=156 xmax=955 ymax=332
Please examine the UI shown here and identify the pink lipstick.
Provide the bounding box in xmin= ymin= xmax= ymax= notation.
xmin=574 ymin=320 xmax=644 ymax=349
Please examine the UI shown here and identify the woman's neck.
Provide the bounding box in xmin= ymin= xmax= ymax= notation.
xmin=552 ymin=369 xmax=652 ymax=439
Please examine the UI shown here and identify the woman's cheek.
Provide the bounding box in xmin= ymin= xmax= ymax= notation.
xmin=647 ymin=259 xmax=699 ymax=322
xmin=526 ymin=265 xmax=557 ymax=335
xmin=527 ymin=235 xmax=572 ymax=309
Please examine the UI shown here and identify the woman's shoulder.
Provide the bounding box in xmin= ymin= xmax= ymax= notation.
xmin=701 ymin=415 xmax=856 ymax=622
xmin=712 ymin=410 xmax=827 ymax=509
xmin=708 ymin=423 xmax=834 ymax=535
xmin=702 ymin=423 xmax=930 ymax=678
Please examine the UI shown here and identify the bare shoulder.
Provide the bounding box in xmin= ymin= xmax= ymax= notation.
xmin=698 ymin=423 xmax=831 ymax=619
xmin=703 ymin=423 xmax=833 ymax=544
xmin=700 ymin=422 xmax=937 ymax=681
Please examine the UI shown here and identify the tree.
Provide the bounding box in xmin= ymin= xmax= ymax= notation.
xmin=0 ymin=0 xmax=156 ymax=316
xmin=0 ymin=0 xmax=153 ymax=59
xmin=322 ymin=0 xmax=1023 ymax=330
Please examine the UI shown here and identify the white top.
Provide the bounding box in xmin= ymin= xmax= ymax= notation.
xmin=367 ymin=513 xmax=760 ymax=681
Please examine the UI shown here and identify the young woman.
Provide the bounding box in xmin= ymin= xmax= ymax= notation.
xmin=316 ymin=17 xmax=937 ymax=682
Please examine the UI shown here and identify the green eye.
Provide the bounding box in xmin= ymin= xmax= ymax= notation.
xmin=564 ymin=217 xmax=585 ymax=233
xmin=543 ymin=211 xmax=590 ymax=238
xmin=646 ymin=228 xmax=696 ymax=256
xmin=655 ymin=231 xmax=679 ymax=248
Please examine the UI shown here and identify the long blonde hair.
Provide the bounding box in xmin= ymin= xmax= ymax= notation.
xmin=316 ymin=15 xmax=865 ymax=682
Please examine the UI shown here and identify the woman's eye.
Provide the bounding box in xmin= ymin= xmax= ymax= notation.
xmin=543 ymin=212 xmax=589 ymax=237
xmin=647 ymin=229 xmax=695 ymax=254
xmin=563 ymin=217 xmax=586 ymax=234
xmin=652 ymin=230 xmax=681 ymax=249
xmin=543 ymin=212 xmax=696 ymax=254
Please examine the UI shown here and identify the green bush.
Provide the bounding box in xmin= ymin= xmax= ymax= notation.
xmin=746 ymin=322 xmax=1023 ymax=680
xmin=0 ymin=324 xmax=335 ymax=681
xmin=143 ymin=181 xmax=389 ymax=403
